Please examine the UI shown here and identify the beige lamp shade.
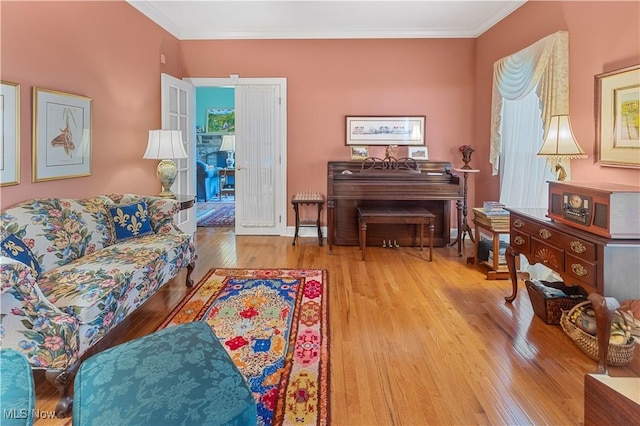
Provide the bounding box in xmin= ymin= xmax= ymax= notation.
xmin=143 ymin=130 xmax=187 ymax=160
xmin=143 ymin=130 xmax=187 ymax=198
xmin=537 ymin=115 xmax=587 ymax=181
xmin=220 ymin=135 xmax=236 ymax=152
xmin=537 ymin=115 xmax=587 ymax=159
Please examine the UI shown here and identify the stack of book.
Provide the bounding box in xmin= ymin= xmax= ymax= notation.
xmin=483 ymin=201 xmax=506 ymax=213
xmin=488 ymin=244 xmax=508 ymax=265
xmin=473 ymin=204 xmax=510 ymax=231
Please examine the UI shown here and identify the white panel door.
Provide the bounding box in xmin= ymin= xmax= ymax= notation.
xmin=161 ymin=73 xmax=195 ymax=234
xmin=234 ymin=82 xmax=286 ymax=236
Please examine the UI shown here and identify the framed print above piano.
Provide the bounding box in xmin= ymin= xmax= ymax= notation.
xmin=346 ymin=116 xmax=425 ymax=146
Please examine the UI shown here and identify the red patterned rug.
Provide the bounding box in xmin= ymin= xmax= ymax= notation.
xmin=159 ymin=269 xmax=329 ymax=426
xmin=197 ymin=203 xmax=235 ymax=227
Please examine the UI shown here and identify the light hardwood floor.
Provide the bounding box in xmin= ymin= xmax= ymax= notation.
xmin=33 ymin=227 xmax=636 ymax=425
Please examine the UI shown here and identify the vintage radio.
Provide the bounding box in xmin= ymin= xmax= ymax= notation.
xmin=548 ymin=181 xmax=640 ymax=239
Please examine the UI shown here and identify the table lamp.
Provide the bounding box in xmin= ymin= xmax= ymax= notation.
xmin=537 ymin=114 xmax=587 ymax=181
xmin=220 ymin=135 xmax=236 ymax=169
xmin=143 ymin=129 xmax=188 ymax=198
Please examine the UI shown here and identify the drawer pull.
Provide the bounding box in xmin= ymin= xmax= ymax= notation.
xmin=570 ymin=241 xmax=586 ymax=254
xmin=571 ymin=263 xmax=588 ymax=277
xmin=539 ymin=228 xmax=552 ymax=239
xmin=514 ymin=219 xmax=525 ymax=228
xmin=514 ymin=236 xmax=525 ymax=246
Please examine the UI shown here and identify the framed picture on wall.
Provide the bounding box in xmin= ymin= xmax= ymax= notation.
xmin=408 ymin=146 xmax=429 ymax=160
xmin=1 ymin=80 xmax=20 ymax=186
xmin=346 ymin=116 xmax=425 ymax=146
xmin=350 ymin=146 xmax=369 ymax=160
xmin=32 ymin=87 xmax=92 ymax=182
xmin=595 ymin=64 xmax=640 ymax=168
xmin=206 ymin=108 xmax=235 ymax=134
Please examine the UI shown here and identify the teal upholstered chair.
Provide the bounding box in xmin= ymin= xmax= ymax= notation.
xmin=0 ymin=349 xmax=36 ymax=426
xmin=73 ymin=322 xmax=257 ymax=426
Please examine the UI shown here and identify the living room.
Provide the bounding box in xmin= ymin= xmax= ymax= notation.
xmin=1 ymin=1 xmax=639 ymax=425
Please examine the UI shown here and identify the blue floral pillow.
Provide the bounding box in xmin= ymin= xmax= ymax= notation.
xmin=106 ymin=202 xmax=154 ymax=242
xmin=1 ymin=234 xmax=42 ymax=278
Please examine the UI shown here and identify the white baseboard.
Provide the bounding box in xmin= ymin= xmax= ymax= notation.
xmin=285 ymin=225 xmax=328 ymax=239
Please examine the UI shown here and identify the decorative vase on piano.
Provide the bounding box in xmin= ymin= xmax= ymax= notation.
xmin=459 ymin=145 xmax=474 ymax=170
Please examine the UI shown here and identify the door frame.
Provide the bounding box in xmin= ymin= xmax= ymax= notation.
xmin=185 ymin=76 xmax=288 ymax=236
xmin=161 ymin=73 xmax=196 ymax=234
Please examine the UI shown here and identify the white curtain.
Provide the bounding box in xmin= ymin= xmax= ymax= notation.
xmin=491 ymin=32 xmax=570 ymax=281
xmin=235 ymin=84 xmax=279 ymax=227
xmin=490 ymin=31 xmax=569 ymax=176
xmin=499 ymin=91 xmax=555 ymax=209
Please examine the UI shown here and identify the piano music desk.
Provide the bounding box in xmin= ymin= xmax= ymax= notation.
xmin=358 ymin=206 xmax=435 ymax=261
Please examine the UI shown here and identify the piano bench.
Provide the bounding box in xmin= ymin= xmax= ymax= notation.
xmin=357 ymin=206 xmax=435 ymax=261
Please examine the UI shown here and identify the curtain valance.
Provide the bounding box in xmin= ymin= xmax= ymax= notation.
xmin=489 ymin=31 xmax=569 ymax=175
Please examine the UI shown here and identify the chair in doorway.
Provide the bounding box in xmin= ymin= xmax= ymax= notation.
xmin=196 ymin=160 xmax=220 ymax=202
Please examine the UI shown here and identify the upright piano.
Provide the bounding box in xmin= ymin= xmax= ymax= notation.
xmin=327 ymin=160 xmax=463 ymax=255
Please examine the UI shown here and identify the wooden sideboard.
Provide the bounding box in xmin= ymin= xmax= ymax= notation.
xmin=504 ymin=208 xmax=640 ymax=303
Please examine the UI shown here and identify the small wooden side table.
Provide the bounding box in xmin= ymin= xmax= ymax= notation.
xmin=219 ymin=168 xmax=235 ymax=200
xmin=174 ymin=194 xmax=196 ymax=211
xmin=291 ymin=192 xmax=324 ymax=246
xmin=472 ymin=211 xmax=516 ymax=280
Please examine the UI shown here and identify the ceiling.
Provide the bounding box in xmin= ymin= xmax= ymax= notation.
xmin=127 ymin=0 xmax=527 ymax=40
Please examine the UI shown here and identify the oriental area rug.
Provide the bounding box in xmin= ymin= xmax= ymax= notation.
xmin=159 ymin=268 xmax=329 ymax=426
xmin=197 ymin=203 xmax=235 ymax=227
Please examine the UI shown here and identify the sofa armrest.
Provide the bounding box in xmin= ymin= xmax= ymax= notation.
xmin=0 ymin=257 xmax=80 ymax=370
xmin=143 ymin=196 xmax=183 ymax=234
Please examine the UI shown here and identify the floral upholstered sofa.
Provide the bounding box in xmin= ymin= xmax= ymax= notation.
xmin=0 ymin=193 xmax=196 ymax=416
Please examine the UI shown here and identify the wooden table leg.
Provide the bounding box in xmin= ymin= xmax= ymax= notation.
xmin=429 ymin=221 xmax=434 ymax=262
xmin=588 ymin=293 xmax=618 ymax=374
xmin=317 ymin=202 xmax=323 ymax=246
xmin=505 ymin=245 xmax=518 ymax=302
xmin=292 ymin=203 xmax=299 ymax=246
xmin=419 ymin=223 xmax=424 ymax=251
xmin=360 ymin=220 xmax=367 ymax=261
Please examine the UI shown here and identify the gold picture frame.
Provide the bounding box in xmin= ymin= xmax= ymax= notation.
xmin=33 ymin=87 xmax=92 ymax=182
xmin=1 ymin=81 xmax=20 ymax=186
xmin=350 ymin=145 xmax=369 ymax=160
xmin=594 ymin=64 xmax=640 ymax=168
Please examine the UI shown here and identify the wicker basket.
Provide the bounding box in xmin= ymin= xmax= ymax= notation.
xmin=525 ymin=280 xmax=587 ymax=325
xmin=560 ymin=301 xmax=635 ymax=366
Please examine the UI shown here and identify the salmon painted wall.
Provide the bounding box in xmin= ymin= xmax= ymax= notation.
xmin=0 ymin=0 xmax=182 ymax=209
xmin=474 ymin=0 xmax=640 ymax=205
xmin=4 ymin=1 xmax=638 ymax=228
xmin=180 ymin=38 xmax=476 ymax=225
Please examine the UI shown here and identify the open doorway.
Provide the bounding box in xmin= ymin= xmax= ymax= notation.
xmin=187 ymin=76 xmax=287 ymax=237
xmin=194 ymin=86 xmax=237 ymax=228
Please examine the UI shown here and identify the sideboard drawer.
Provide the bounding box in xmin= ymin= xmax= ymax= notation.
xmin=525 ymin=221 xmax=597 ymax=262
xmin=512 ymin=217 xmax=536 ymax=234
xmin=531 ymin=238 xmax=564 ymax=271
xmin=510 ymin=229 xmax=529 ymax=251
xmin=565 ymin=254 xmax=597 ymax=289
